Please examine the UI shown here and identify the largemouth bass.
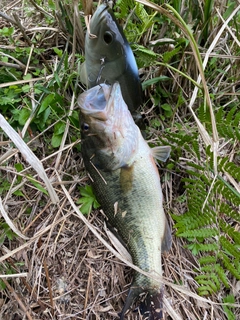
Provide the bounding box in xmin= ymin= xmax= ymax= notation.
xmin=78 ymin=83 xmax=172 ymax=319
xmin=81 ymin=3 xmax=143 ymax=116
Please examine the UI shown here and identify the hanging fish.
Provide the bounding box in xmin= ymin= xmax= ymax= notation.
xmin=78 ymin=83 xmax=172 ymax=319
xmin=81 ymin=3 xmax=143 ymax=117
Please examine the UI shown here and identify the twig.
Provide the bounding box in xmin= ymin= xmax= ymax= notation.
xmin=28 ymin=0 xmax=54 ymax=19
xmin=0 ymin=197 xmax=29 ymax=240
xmin=2 ymin=278 xmax=33 ymax=320
xmin=12 ymin=13 xmax=32 ymax=46
xmin=55 ymin=92 xmax=75 ymax=170
xmin=6 ymin=256 xmax=48 ymax=312
xmin=57 ymin=172 xmax=240 ymax=308
xmin=0 ymin=51 xmax=26 ymax=68
xmin=0 ymin=61 xmax=25 ymax=69
xmin=0 ymin=11 xmax=16 ymax=24
xmin=0 ymin=114 xmax=59 ymax=204
xmin=0 ymin=213 xmax=72 ymax=263
xmin=43 ymin=260 xmax=54 ymax=315
xmin=0 ymin=273 xmax=28 ymax=278
xmin=0 ymin=74 xmax=53 ymax=88
xmin=83 ymin=268 xmax=92 ymax=318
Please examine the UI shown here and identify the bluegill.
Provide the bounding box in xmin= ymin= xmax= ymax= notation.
xmin=78 ymin=83 xmax=172 ymax=319
xmin=81 ymin=3 xmax=143 ymax=116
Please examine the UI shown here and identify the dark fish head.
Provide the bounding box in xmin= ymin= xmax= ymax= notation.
xmin=84 ymin=3 xmax=143 ymax=114
xmin=86 ymin=4 xmax=126 ymax=76
xmin=78 ymin=83 xmax=139 ymax=170
xmin=85 ymin=4 xmax=138 ymax=84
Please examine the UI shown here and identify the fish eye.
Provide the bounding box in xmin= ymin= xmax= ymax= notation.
xmin=82 ymin=123 xmax=90 ymax=132
xmin=103 ymin=31 xmax=114 ymax=44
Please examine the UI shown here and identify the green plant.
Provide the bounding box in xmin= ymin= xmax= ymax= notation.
xmin=223 ymin=295 xmax=236 ymax=320
xmin=0 ymin=221 xmax=15 ymax=245
xmin=77 ymin=185 xmax=100 ymax=215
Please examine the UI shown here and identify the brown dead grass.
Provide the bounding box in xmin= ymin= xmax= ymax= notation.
xmin=0 ymin=1 xmax=239 ymax=319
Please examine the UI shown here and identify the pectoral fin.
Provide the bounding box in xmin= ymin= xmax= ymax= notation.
xmin=161 ymin=218 xmax=172 ymax=253
xmin=151 ymin=146 xmax=171 ymax=162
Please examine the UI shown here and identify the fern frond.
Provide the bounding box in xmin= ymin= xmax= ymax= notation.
xmin=220 ymin=236 xmax=239 ymax=258
xmin=178 ymin=227 xmax=218 ymax=239
xmin=219 ymin=221 xmax=240 ymax=244
xmin=215 ymin=264 xmax=229 ymax=288
xmin=214 ymin=180 xmax=240 ymax=204
xmin=221 ymin=253 xmax=240 ymax=280
xmin=162 ymin=46 xmax=181 ymax=63
xmin=199 ymin=255 xmax=217 ymax=265
xmin=223 ymin=294 xmax=236 ymax=320
xmin=218 ymin=201 xmax=240 ymax=222
xmin=133 ymin=44 xmax=159 ymax=67
xmin=223 ymin=161 xmax=240 ymax=181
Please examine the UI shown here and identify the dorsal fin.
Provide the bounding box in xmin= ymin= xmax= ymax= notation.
xmin=151 ymin=146 xmax=171 ymax=162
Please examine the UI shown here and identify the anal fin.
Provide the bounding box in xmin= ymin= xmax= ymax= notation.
xmin=161 ymin=218 xmax=172 ymax=253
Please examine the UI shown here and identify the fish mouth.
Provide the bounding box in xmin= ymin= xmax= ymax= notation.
xmin=89 ymin=4 xmax=109 ymax=34
xmin=78 ymin=83 xmax=120 ymax=121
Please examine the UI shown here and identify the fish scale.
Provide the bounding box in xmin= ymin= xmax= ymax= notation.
xmin=85 ymin=138 xmax=164 ymax=285
xmin=78 ymin=83 xmax=172 ymax=319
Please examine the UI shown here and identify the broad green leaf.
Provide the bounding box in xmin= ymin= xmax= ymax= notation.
xmin=38 ymin=93 xmax=55 ymax=114
xmin=51 ymin=134 xmax=62 ymax=148
xmin=142 ymin=76 xmax=170 ymax=90
xmin=18 ymin=108 xmax=31 ymax=125
xmin=54 ymin=122 xmax=65 ymax=135
xmin=77 ymin=185 xmax=100 ymax=215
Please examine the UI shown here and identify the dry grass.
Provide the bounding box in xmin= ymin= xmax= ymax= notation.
xmin=0 ymin=1 xmax=239 ymax=319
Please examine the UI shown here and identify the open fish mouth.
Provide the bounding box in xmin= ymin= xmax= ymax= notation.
xmin=78 ymin=84 xmax=111 ymax=120
xmin=78 ymin=83 xmax=122 ymax=122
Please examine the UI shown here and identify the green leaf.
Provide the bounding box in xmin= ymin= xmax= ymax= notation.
xmin=51 ymin=134 xmax=62 ymax=148
xmin=15 ymin=163 xmax=23 ymax=172
xmin=223 ymin=295 xmax=236 ymax=320
xmin=23 ymin=74 xmax=32 ymax=81
xmin=54 ymin=71 xmax=61 ymax=87
xmin=14 ymin=163 xmax=23 ymax=183
xmin=223 ymin=2 xmax=236 ymax=20
xmin=54 ymin=122 xmax=65 ymax=135
xmin=0 ymin=26 xmax=14 ymax=36
xmin=48 ymin=0 xmax=56 ymax=10
xmin=77 ymin=185 xmax=100 ymax=215
xmin=38 ymin=93 xmax=55 ymax=114
xmin=13 ymin=190 xmax=24 ymax=197
xmin=26 ymin=175 xmax=48 ymax=195
xmin=142 ymin=76 xmax=170 ymax=90
xmin=0 ymin=279 xmax=6 ymax=290
xmin=18 ymin=108 xmax=30 ymax=125
xmin=161 ymin=103 xmax=173 ymax=117
xmin=53 ymin=47 xmax=63 ymax=58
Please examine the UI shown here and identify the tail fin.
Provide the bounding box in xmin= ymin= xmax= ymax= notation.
xmin=119 ymin=287 xmax=164 ymax=320
xmin=139 ymin=289 xmax=163 ymax=320
xmin=119 ymin=286 xmax=141 ymax=320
